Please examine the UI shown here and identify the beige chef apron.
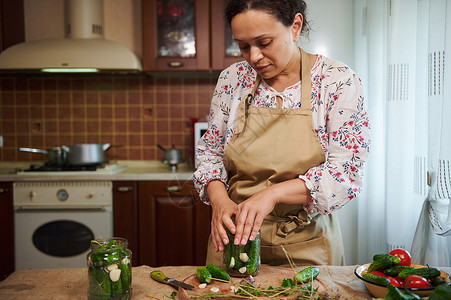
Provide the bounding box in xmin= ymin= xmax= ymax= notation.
xmin=206 ymin=48 xmax=345 ymax=267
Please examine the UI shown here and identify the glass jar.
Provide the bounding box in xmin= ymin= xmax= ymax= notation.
xmin=87 ymin=237 xmax=132 ymax=300
xmin=223 ymin=230 xmax=261 ymax=277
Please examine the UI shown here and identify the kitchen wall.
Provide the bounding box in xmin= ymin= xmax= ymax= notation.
xmin=0 ymin=74 xmax=215 ymax=163
xmin=0 ymin=0 xmax=216 ymax=164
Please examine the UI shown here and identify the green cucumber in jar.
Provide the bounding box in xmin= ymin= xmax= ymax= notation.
xmin=246 ymin=236 xmax=260 ymax=275
xmin=119 ymin=256 xmax=132 ymax=291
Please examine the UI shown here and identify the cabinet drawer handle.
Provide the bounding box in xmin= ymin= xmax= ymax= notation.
xmin=117 ymin=186 xmax=134 ymax=192
xmin=168 ymin=61 xmax=184 ymax=68
xmin=165 ymin=186 xmax=182 ymax=193
xmin=0 ymin=188 xmax=9 ymax=194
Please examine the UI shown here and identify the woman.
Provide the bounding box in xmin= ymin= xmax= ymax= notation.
xmin=193 ymin=0 xmax=371 ymax=266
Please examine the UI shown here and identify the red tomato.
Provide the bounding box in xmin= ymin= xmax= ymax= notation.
xmin=370 ymin=271 xmax=387 ymax=278
xmin=389 ymin=248 xmax=412 ymax=266
xmin=387 ymin=276 xmax=402 ymax=287
xmin=404 ymin=275 xmax=430 ymax=289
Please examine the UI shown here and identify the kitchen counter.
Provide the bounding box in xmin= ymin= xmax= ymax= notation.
xmin=0 ymin=160 xmax=196 ymax=182
xmin=0 ymin=264 xmax=379 ymax=299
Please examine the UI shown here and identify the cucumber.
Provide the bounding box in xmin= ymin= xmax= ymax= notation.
xmin=111 ymin=276 xmax=123 ymax=297
xmin=246 ymin=235 xmax=260 ymax=275
xmin=196 ymin=267 xmax=212 ymax=284
xmin=362 ymin=272 xmax=390 ymax=286
xmin=367 ymin=256 xmax=397 ymax=273
xmin=119 ymin=257 xmax=132 ymax=291
xmin=223 ymin=230 xmax=234 ymax=268
xmin=373 ymin=254 xmax=401 ymax=265
xmin=383 ymin=265 xmax=416 ymax=276
xmin=398 ymin=267 xmax=441 ymax=280
xmin=294 ymin=266 xmax=320 ymax=283
xmin=206 ymin=264 xmax=231 ymax=282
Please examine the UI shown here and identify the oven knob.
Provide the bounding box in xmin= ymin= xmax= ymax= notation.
xmin=57 ymin=189 xmax=69 ymax=201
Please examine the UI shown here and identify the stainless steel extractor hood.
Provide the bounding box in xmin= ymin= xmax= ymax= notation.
xmin=0 ymin=0 xmax=142 ymax=74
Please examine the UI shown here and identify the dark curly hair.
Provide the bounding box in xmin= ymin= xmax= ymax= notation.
xmin=224 ymin=0 xmax=310 ymax=37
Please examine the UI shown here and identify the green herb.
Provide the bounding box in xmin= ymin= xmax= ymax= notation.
xmin=190 ymin=277 xmax=320 ymax=299
xmin=169 ymin=291 xmax=177 ymax=299
xmin=429 ymin=285 xmax=451 ymax=300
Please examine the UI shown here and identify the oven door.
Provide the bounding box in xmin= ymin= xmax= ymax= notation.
xmin=14 ymin=207 xmax=113 ymax=270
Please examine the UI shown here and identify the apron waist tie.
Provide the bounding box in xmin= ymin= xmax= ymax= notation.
xmin=264 ymin=210 xmax=319 ymax=238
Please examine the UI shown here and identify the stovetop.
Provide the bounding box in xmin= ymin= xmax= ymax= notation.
xmin=24 ymin=162 xmax=106 ymax=172
xmin=15 ymin=162 xmax=127 ymax=175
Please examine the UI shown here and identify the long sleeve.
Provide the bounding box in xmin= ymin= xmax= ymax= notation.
xmin=302 ymin=61 xmax=371 ymax=214
xmin=193 ymin=62 xmax=256 ymax=203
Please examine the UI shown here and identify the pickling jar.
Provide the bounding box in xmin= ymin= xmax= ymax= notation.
xmin=223 ymin=230 xmax=261 ymax=277
xmin=87 ymin=237 xmax=132 ymax=300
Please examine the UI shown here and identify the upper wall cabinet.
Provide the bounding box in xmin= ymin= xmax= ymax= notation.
xmin=142 ymin=0 xmax=242 ymax=72
xmin=0 ymin=0 xmax=25 ymax=53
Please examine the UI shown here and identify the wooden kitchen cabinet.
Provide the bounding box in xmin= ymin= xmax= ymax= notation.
xmin=0 ymin=0 xmax=25 ymax=52
xmin=113 ymin=181 xmax=139 ymax=266
xmin=138 ymin=180 xmax=211 ymax=267
xmin=141 ymin=0 xmax=242 ymax=72
xmin=0 ymin=182 xmax=14 ymax=281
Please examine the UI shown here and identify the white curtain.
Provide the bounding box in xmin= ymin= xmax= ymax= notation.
xmin=353 ymin=0 xmax=390 ymax=263
xmin=411 ymin=0 xmax=451 ymax=266
xmin=356 ymin=0 xmax=451 ymax=266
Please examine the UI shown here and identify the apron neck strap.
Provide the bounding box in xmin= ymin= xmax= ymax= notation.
xmin=300 ymin=48 xmax=312 ymax=111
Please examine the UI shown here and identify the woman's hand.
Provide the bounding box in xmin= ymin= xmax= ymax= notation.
xmin=207 ymin=181 xmax=238 ymax=252
xmin=233 ymin=188 xmax=277 ymax=246
xmin=234 ymin=178 xmax=313 ymax=245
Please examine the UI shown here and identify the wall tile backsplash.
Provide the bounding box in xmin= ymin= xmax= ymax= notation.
xmin=0 ymin=74 xmax=216 ymax=164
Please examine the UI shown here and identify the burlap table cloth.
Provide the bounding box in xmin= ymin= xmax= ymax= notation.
xmin=0 ymin=265 xmax=385 ymax=299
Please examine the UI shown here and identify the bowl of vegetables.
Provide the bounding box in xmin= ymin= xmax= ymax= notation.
xmin=354 ymin=248 xmax=450 ymax=298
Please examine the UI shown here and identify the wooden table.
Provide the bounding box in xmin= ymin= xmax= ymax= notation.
xmin=0 ymin=264 xmax=433 ymax=299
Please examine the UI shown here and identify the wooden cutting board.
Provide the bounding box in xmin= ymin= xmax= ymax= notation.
xmin=178 ymin=265 xmax=314 ymax=299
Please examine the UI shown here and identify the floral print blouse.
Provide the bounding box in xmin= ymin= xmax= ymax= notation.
xmin=193 ymin=54 xmax=371 ymax=215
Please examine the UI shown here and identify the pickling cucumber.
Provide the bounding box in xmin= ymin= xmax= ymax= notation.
xmin=223 ymin=230 xmax=234 ymax=268
xmin=362 ymin=272 xmax=390 ymax=286
xmin=294 ymin=266 xmax=320 ymax=283
xmin=111 ymin=276 xmax=123 ymax=297
xmin=372 ymin=254 xmax=401 ymax=265
xmin=246 ymin=236 xmax=260 ymax=275
xmin=196 ymin=267 xmax=212 ymax=284
xmin=383 ymin=265 xmax=416 ymax=277
xmin=398 ymin=267 xmax=441 ymax=280
xmin=367 ymin=256 xmax=397 ymax=273
xmin=206 ymin=264 xmax=231 ymax=282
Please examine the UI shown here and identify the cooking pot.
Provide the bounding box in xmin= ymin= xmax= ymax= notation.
xmin=61 ymin=143 xmax=110 ymax=166
xmin=157 ymin=144 xmax=183 ymax=171
xmin=19 ymin=147 xmax=66 ymax=166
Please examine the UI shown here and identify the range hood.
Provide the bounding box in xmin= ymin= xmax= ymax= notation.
xmin=0 ymin=0 xmax=142 ymax=74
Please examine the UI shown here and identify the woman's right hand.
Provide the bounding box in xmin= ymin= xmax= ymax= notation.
xmin=207 ymin=180 xmax=237 ymax=252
